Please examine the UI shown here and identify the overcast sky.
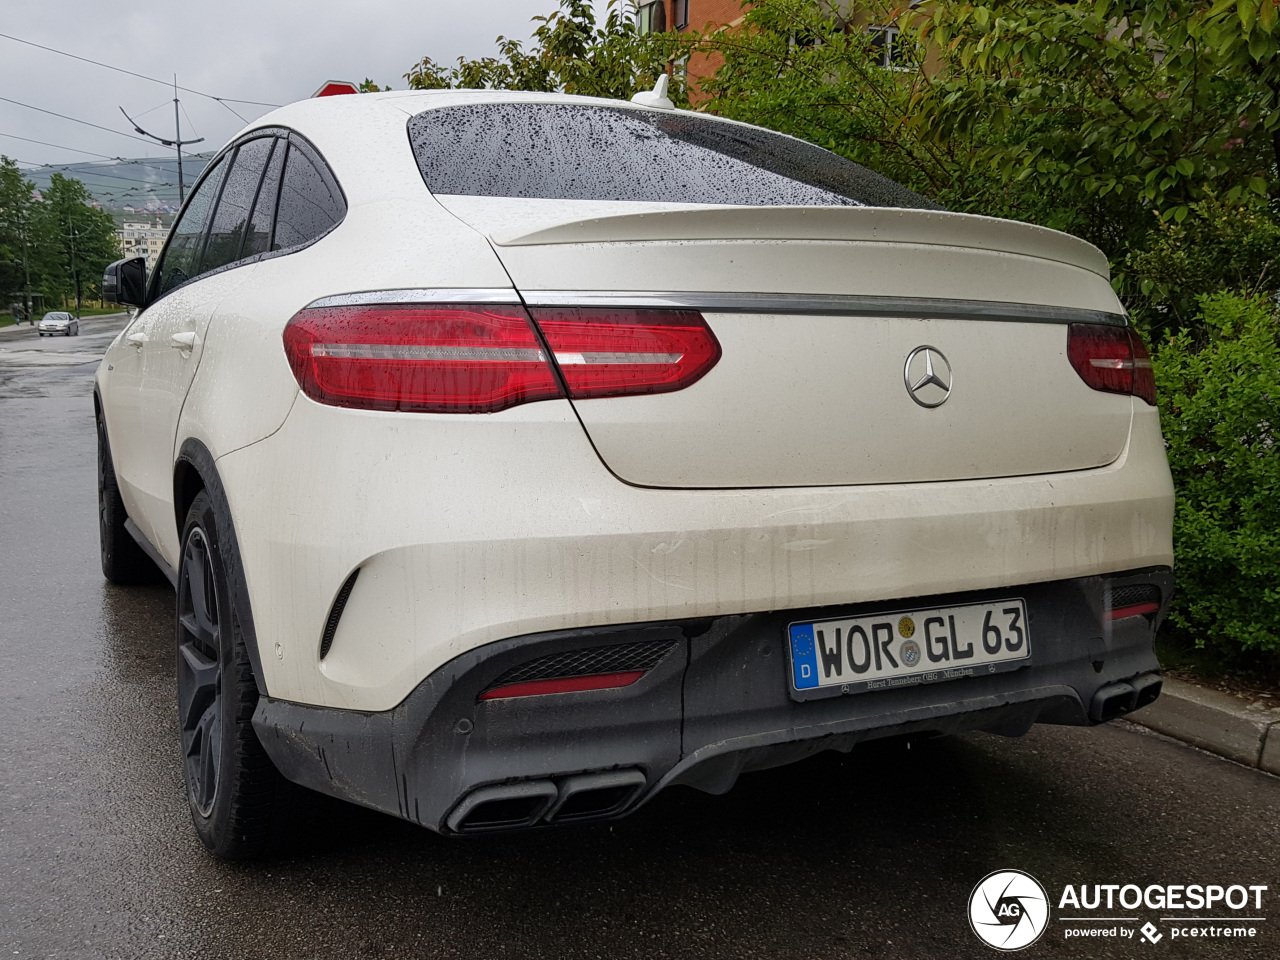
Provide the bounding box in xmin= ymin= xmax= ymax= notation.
xmin=0 ymin=0 xmax=613 ymax=170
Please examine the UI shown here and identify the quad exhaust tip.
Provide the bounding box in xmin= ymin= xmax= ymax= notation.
xmin=446 ymin=769 xmax=648 ymax=834
xmin=1090 ymin=673 xmax=1161 ymax=723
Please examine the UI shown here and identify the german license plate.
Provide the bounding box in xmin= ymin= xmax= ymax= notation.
xmin=787 ymin=599 xmax=1029 ymax=697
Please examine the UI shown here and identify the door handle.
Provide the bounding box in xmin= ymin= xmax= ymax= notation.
xmin=126 ymin=331 xmax=147 ymax=349
xmin=169 ymin=331 xmax=198 ymax=351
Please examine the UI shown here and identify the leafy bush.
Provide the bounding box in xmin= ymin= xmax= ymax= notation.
xmin=1124 ymin=201 xmax=1280 ymax=342
xmin=1153 ymin=293 xmax=1280 ymax=656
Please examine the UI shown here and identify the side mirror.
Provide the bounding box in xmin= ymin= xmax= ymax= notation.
xmin=103 ymin=257 xmax=148 ymax=307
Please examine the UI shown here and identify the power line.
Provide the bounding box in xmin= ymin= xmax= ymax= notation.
xmin=1 ymin=131 xmax=213 ymax=180
xmin=0 ymin=96 xmax=163 ymax=149
xmin=132 ymin=98 xmax=178 ymax=123
xmin=51 ymin=168 xmax=180 ymax=188
xmin=179 ymin=100 xmax=201 ymax=140
xmin=6 ymin=159 xmax=177 ymax=199
xmin=0 ymin=131 xmax=122 ymax=161
xmin=0 ymin=31 xmax=282 ymax=117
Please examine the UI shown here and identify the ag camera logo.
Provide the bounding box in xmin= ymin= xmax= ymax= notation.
xmin=969 ymin=870 xmax=1050 ymax=951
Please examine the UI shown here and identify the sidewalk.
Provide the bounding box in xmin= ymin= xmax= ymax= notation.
xmin=1128 ymin=676 xmax=1280 ymax=775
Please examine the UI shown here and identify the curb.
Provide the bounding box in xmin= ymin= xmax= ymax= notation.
xmin=1128 ymin=676 xmax=1280 ymax=775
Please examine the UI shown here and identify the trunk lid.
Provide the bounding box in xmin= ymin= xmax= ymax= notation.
xmin=439 ymin=198 xmax=1133 ymax=488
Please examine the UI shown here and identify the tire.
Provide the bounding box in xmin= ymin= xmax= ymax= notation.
xmin=177 ymin=490 xmax=290 ymax=859
xmin=97 ymin=414 xmax=161 ymax=584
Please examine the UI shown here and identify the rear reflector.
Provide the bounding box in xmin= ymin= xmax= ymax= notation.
xmin=478 ymin=671 xmax=645 ymax=700
xmin=1108 ymin=602 xmax=1160 ymax=620
xmin=1067 ymin=323 xmax=1156 ymax=405
xmin=529 ymin=308 xmax=720 ymax=399
xmin=283 ymin=304 xmax=562 ymax=413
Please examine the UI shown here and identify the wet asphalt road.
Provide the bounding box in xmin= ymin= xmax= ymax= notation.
xmin=1 ymin=314 xmax=1277 ymax=960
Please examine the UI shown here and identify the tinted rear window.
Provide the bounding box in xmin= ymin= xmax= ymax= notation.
xmin=273 ymin=140 xmax=345 ymax=251
xmin=408 ymin=103 xmax=937 ymax=209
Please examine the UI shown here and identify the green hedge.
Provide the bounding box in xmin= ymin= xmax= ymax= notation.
xmin=1153 ymin=293 xmax=1280 ymax=656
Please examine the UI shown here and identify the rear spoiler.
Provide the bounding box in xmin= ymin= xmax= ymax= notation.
xmin=489 ymin=205 xmax=1111 ymax=281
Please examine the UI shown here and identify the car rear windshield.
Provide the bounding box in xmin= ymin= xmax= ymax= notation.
xmin=408 ymin=103 xmax=938 ymax=210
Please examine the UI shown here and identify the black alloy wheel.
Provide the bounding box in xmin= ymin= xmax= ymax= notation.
xmin=177 ymin=525 xmax=223 ymax=817
xmin=176 ymin=490 xmax=292 ymax=858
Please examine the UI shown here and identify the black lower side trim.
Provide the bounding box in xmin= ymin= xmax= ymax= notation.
xmin=123 ymin=518 xmax=178 ymax=587
xmin=253 ymin=567 xmax=1172 ymax=834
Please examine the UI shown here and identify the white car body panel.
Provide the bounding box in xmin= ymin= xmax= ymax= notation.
xmin=101 ymin=269 xmax=249 ymax=562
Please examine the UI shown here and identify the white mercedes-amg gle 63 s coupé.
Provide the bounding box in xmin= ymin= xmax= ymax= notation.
xmin=95 ymin=88 xmax=1174 ymax=858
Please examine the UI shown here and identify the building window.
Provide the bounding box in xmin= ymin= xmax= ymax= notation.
xmin=637 ymin=1 xmax=666 ymax=35
xmin=869 ymin=26 xmax=913 ymax=71
xmin=673 ymin=0 xmax=689 ymax=30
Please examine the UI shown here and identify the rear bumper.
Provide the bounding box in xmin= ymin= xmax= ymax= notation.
xmin=218 ymin=399 xmax=1173 ymax=712
xmin=254 ymin=566 xmax=1171 ymax=835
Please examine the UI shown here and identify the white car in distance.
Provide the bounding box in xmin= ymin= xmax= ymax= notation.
xmin=38 ymin=311 xmax=79 ymax=336
xmin=96 ymin=88 xmax=1174 ymax=859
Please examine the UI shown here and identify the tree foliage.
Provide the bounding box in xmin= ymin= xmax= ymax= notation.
xmin=0 ymin=159 xmax=118 ymax=314
xmin=0 ymin=157 xmax=33 ymax=310
xmin=404 ymin=0 xmax=692 ymax=104
xmin=904 ymin=0 xmax=1280 ymax=330
xmin=32 ymin=174 xmax=119 ymax=307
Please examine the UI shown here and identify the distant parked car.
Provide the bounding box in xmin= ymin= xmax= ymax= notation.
xmin=96 ymin=88 xmax=1174 ymax=860
xmin=38 ymin=311 xmax=78 ymax=336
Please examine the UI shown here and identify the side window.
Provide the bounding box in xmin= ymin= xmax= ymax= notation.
xmin=243 ymin=138 xmax=285 ymax=258
xmin=201 ymin=137 xmax=274 ymax=274
xmin=153 ymin=154 xmax=226 ymax=296
xmin=272 ymin=140 xmax=345 ymax=251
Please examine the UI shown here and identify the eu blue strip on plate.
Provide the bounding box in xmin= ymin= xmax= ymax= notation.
xmin=789 ymin=624 xmax=818 ymax=689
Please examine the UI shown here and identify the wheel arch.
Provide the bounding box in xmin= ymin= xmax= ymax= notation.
xmin=175 ymin=438 xmax=270 ymax=696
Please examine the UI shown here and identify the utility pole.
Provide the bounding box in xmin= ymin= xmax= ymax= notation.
xmin=65 ymin=218 xmax=80 ymax=319
xmin=173 ymin=76 xmax=185 ymax=202
xmin=120 ymin=75 xmax=204 ymax=206
xmin=20 ymin=225 xmax=31 ymax=324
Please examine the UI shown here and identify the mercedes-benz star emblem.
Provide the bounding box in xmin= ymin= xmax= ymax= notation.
xmin=904 ymin=346 xmax=953 ymax=408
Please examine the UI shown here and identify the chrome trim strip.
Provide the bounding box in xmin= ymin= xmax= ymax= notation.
xmin=519 ymin=291 xmax=1127 ymax=326
xmin=306 ymin=288 xmax=520 ymax=309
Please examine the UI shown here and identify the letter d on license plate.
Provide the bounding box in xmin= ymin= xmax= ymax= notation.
xmin=787 ymin=598 xmax=1029 ymax=699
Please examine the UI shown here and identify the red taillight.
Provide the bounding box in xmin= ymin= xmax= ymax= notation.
xmin=529 ymin=308 xmax=721 ymax=399
xmin=283 ymin=302 xmax=721 ymax=413
xmin=283 ymin=304 xmax=563 ymax=413
xmin=1067 ymin=323 xmax=1156 ymax=406
xmin=477 ymin=671 xmax=644 ymax=700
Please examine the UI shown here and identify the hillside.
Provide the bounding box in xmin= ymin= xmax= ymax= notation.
xmin=19 ymin=153 xmax=214 ymax=214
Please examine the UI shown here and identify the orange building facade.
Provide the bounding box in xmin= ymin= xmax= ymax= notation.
xmin=636 ymin=0 xmax=747 ymax=95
